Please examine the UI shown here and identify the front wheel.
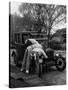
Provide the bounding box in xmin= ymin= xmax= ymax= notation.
xmin=55 ymin=57 xmax=66 ymax=71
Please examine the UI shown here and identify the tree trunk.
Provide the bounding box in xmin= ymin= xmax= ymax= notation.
xmin=47 ymin=27 xmax=51 ymax=47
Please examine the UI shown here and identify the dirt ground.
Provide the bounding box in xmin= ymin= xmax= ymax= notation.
xmin=10 ymin=64 xmax=66 ymax=88
xmin=10 ymin=50 xmax=66 ymax=88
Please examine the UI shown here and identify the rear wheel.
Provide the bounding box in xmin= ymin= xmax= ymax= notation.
xmin=55 ymin=57 xmax=66 ymax=71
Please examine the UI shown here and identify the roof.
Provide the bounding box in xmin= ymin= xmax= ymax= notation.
xmin=14 ymin=31 xmax=47 ymax=34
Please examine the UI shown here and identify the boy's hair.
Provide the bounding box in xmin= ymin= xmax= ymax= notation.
xmin=25 ymin=40 xmax=33 ymax=47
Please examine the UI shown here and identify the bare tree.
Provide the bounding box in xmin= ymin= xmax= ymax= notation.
xmin=19 ymin=3 xmax=66 ymax=46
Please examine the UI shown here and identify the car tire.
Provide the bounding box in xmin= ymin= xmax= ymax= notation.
xmin=55 ymin=57 xmax=66 ymax=71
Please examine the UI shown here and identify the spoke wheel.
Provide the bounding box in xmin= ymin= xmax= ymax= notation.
xmin=55 ymin=57 xmax=66 ymax=71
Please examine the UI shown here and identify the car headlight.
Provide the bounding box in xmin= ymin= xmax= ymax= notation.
xmin=55 ymin=53 xmax=59 ymax=56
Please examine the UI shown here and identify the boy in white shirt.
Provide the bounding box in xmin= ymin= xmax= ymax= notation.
xmin=20 ymin=39 xmax=47 ymax=74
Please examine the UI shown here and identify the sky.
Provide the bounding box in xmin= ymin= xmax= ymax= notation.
xmin=11 ymin=2 xmax=22 ymax=16
xmin=10 ymin=2 xmax=66 ymax=33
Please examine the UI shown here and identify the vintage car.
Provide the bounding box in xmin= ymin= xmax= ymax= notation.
xmin=10 ymin=31 xmax=47 ymax=66
xmin=30 ymin=48 xmax=66 ymax=77
xmin=10 ymin=31 xmax=66 ymax=77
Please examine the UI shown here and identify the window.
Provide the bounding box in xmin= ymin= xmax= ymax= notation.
xmin=17 ymin=33 xmax=20 ymax=43
xmin=15 ymin=33 xmax=17 ymax=42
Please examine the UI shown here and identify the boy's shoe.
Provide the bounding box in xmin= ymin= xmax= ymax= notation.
xmin=26 ymin=70 xmax=29 ymax=74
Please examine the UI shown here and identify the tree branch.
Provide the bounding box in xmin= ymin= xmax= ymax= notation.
xmin=52 ymin=16 xmax=66 ymax=27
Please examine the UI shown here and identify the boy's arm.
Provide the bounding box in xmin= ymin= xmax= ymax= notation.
xmin=41 ymin=49 xmax=48 ymax=59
